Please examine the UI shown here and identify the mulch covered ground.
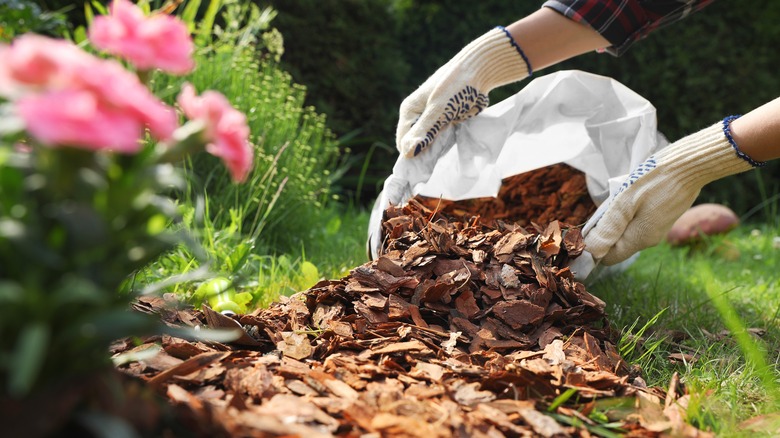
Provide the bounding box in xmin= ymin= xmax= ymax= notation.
xmin=115 ymin=164 xmax=709 ymax=437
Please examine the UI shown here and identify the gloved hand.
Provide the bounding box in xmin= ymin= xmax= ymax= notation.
xmin=584 ymin=117 xmax=763 ymax=265
xmin=396 ymin=26 xmax=531 ymax=158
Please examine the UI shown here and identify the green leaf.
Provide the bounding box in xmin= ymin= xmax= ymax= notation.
xmin=299 ymin=261 xmax=320 ymax=287
xmin=147 ymin=214 xmax=168 ymax=235
xmin=548 ymin=387 xmax=578 ymax=411
xmin=181 ymin=0 xmax=203 ymax=32
xmin=588 ymin=409 xmax=610 ymax=424
xmin=0 ymin=147 xmax=10 ymax=166
xmin=84 ymin=3 xmax=95 ymax=25
xmin=591 ymin=397 xmax=638 ymax=421
xmin=234 ymin=291 xmax=253 ymax=309
xmin=547 ymin=412 xmax=625 ymax=438
xmin=193 ymin=276 xmax=232 ymax=307
xmin=0 ymin=281 xmax=23 ymax=304
xmin=197 ymin=0 xmax=223 ymax=45
xmin=9 ymin=322 xmax=49 ymax=396
xmin=72 ymin=25 xmax=88 ymax=45
xmin=90 ymin=0 xmax=107 ymax=16
xmin=137 ymin=0 xmax=151 ymax=16
xmin=324 ymin=216 xmax=341 ymax=236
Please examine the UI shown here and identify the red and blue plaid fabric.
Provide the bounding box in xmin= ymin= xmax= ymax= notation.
xmin=543 ymin=0 xmax=716 ymax=55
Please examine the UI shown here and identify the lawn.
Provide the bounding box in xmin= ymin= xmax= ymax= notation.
xmin=585 ymin=223 xmax=780 ymax=436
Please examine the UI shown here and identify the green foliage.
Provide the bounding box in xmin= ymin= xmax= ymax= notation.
xmin=27 ymin=1 xmax=780 ymax=213
xmin=257 ymin=0 xmax=410 ymax=201
xmin=0 ymin=0 xmax=261 ymax=397
xmin=192 ymin=276 xmax=253 ymax=313
xmin=139 ymin=200 xmax=370 ymax=309
xmin=137 ymin=1 xmax=368 ymax=308
xmin=617 ymin=309 xmax=667 ymax=365
xmin=0 ymin=0 xmax=69 ymax=41
xmin=34 ymin=0 xmax=94 ymax=32
xmin=0 ymin=143 xmax=185 ymax=395
xmin=140 ymin=206 xmax=329 ymax=309
xmin=187 ymin=53 xmax=341 ymax=251
xmin=150 ymin=4 xmax=342 ymax=253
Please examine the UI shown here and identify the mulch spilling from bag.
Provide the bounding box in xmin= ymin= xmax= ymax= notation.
xmin=415 ymin=163 xmax=597 ymax=228
xmin=114 ymin=165 xmax=709 ymax=437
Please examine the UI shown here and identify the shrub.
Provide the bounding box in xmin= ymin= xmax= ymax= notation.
xmin=151 ymin=2 xmax=343 ymax=253
xmin=0 ymin=0 xmax=69 ymax=41
xmin=255 ymin=0 xmax=410 ymax=201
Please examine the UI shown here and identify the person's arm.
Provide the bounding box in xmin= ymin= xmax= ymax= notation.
xmin=730 ymin=97 xmax=780 ymax=162
xmin=505 ymin=8 xmax=608 ymax=72
xmin=395 ymin=9 xmax=609 ymax=158
xmin=582 ymin=98 xmax=780 ymax=267
xmin=396 ymin=1 xmax=720 ymax=158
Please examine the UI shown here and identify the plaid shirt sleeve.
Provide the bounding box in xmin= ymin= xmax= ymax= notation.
xmin=543 ymin=0 xmax=717 ymax=56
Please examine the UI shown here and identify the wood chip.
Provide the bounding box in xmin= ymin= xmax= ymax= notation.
xmin=115 ymin=164 xmax=707 ymax=436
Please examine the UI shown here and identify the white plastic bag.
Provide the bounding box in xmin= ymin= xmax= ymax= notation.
xmin=368 ymin=70 xmax=667 ymax=278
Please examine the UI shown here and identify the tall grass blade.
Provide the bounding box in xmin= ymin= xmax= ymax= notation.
xmin=180 ymin=0 xmax=202 ymax=32
xmin=699 ymin=265 xmax=779 ymax=400
xmin=196 ymin=0 xmax=222 ymax=46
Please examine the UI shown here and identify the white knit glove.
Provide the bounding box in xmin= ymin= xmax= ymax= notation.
xmin=396 ymin=26 xmax=531 ymax=158
xmin=584 ymin=117 xmax=763 ymax=265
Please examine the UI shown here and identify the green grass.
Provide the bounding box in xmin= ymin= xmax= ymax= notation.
xmin=588 ymin=224 xmax=780 ymax=436
xmin=136 ymin=203 xmax=370 ymax=309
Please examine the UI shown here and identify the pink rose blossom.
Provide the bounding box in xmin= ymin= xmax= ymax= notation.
xmin=89 ymin=0 xmax=194 ymax=75
xmin=18 ymin=90 xmax=145 ymax=153
xmin=177 ymin=83 xmax=253 ymax=183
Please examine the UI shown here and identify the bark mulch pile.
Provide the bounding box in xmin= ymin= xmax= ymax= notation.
xmin=414 ymin=163 xmax=597 ymax=228
xmin=115 ymin=165 xmax=709 ymax=437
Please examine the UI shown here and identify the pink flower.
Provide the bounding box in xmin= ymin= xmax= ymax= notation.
xmin=1 ymin=34 xmax=178 ymax=151
xmin=177 ymin=83 xmax=253 ymax=183
xmin=70 ymin=58 xmax=178 ymax=141
xmin=0 ymin=35 xmax=92 ymax=97
xmin=89 ymin=0 xmax=194 ymax=75
xmin=18 ymin=90 xmax=146 ymax=153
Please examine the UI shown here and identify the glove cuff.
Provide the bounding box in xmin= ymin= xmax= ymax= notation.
xmin=655 ymin=119 xmax=759 ymax=190
xmin=459 ymin=27 xmax=532 ymax=92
